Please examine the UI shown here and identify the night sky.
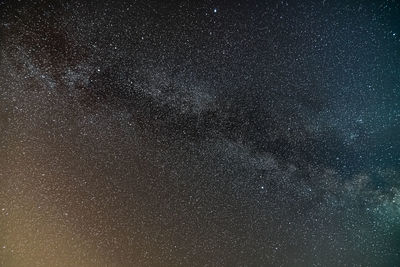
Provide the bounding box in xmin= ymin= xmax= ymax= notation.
xmin=0 ymin=0 xmax=399 ymax=266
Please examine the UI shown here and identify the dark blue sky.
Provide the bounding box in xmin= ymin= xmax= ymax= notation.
xmin=0 ymin=0 xmax=399 ymax=266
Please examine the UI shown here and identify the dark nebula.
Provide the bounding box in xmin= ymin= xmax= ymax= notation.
xmin=0 ymin=0 xmax=399 ymax=266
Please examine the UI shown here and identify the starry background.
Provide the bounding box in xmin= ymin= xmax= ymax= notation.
xmin=0 ymin=0 xmax=399 ymax=266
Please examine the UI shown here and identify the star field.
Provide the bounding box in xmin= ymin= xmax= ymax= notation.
xmin=0 ymin=0 xmax=399 ymax=266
